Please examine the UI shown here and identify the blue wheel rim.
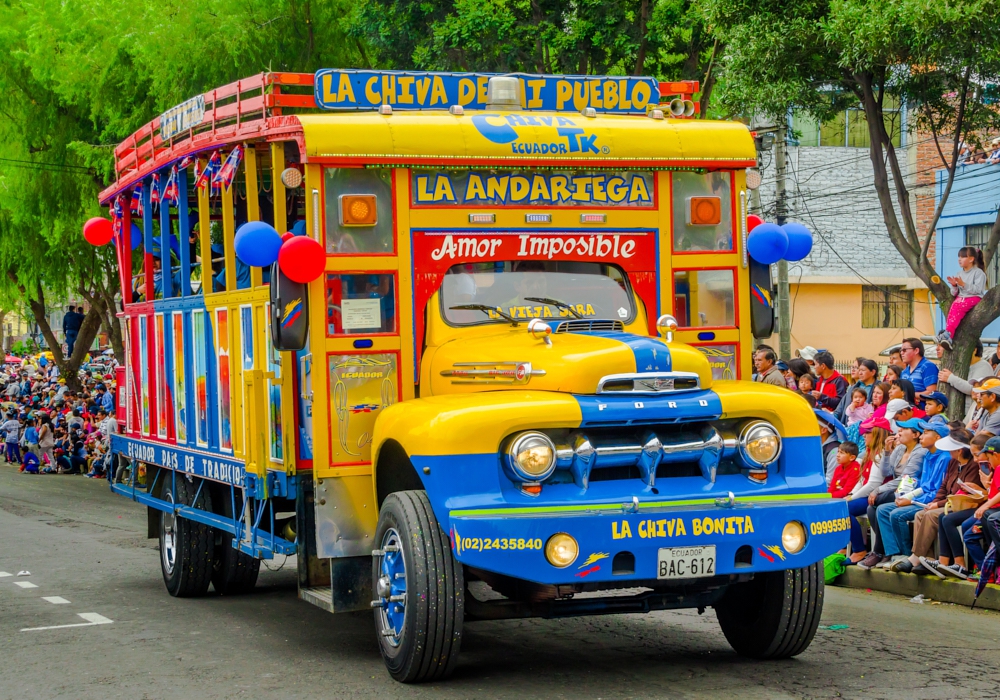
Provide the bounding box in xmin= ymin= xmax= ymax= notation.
xmin=376 ymin=528 xmax=406 ymax=647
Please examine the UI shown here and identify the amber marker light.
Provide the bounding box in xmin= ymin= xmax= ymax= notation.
xmin=687 ymin=196 xmax=722 ymax=226
xmin=339 ymin=194 xmax=378 ymax=226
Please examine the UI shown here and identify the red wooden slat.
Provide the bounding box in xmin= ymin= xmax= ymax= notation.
xmin=266 ymin=93 xmax=317 ymax=109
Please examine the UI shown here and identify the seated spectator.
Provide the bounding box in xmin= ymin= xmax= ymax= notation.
xmin=845 ymin=423 xmax=892 ymax=563
xmin=971 ymin=378 xmax=1000 ymax=435
xmin=753 ymin=347 xmax=786 ymax=387
xmin=845 ymin=388 xmax=874 ymax=427
xmin=786 ymin=358 xmax=811 ymax=386
xmin=900 ymin=338 xmax=939 ymax=407
xmin=835 ymin=358 xmax=878 ymax=423
xmin=952 ymin=434 xmax=1000 ymax=578
xmin=884 ymin=397 xmax=914 ymax=432
xmin=858 ymin=382 xmax=891 ymax=434
xmin=905 ymin=428 xmax=979 ymax=575
xmin=884 ymin=364 xmax=903 ymax=383
xmin=858 ymin=420 xmax=928 ymax=570
xmin=883 ymin=421 xmax=952 ymax=572
xmin=813 ymin=351 xmax=848 ymax=411
xmin=796 ymin=346 xmax=818 ymax=370
xmin=829 ymin=441 xmax=862 ymax=498
xmin=923 ymin=391 xmax=949 ymax=424
xmin=798 ymin=372 xmax=818 ymax=396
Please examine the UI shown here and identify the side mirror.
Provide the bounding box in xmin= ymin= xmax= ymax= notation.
xmin=269 ymin=261 xmax=309 ymax=351
xmin=749 ymin=259 xmax=775 ymax=339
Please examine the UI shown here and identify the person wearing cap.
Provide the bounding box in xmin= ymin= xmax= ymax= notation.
xmin=858 ymin=419 xmax=928 ymax=570
xmin=883 ymin=421 xmax=953 ymax=572
xmin=971 ymin=378 xmax=1000 ymax=435
xmin=922 ymin=391 xmax=949 ymax=424
xmin=948 ymin=435 xmax=1000 ymax=578
xmin=796 ymin=345 xmax=818 ymax=368
xmin=899 ymin=337 xmax=938 ymax=407
xmin=753 ymin=346 xmax=786 ymax=387
xmin=883 ymin=398 xmax=913 ymax=432
xmin=903 ymin=428 xmax=981 ymax=575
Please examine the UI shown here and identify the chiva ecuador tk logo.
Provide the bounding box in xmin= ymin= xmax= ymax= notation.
xmin=471 ymin=114 xmax=606 ymax=155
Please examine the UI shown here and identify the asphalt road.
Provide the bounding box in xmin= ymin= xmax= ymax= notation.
xmin=2 ymin=465 xmax=999 ymax=700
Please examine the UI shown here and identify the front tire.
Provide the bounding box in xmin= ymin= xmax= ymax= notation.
xmin=372 ymin=491 xmax=464 ymax=683
xmin=714 ymin=562 xmax=823 ymax=659
xmin=160 ymin=477 xmax=215 ymax=597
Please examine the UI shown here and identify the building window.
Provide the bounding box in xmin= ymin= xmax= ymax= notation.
xmin=862 ymin=286 xmax=913 ymax=328
xmin=966 ymin=225 xmax=999 ymax=287
xmin=793 ymin=97 xmax=903 ymax=148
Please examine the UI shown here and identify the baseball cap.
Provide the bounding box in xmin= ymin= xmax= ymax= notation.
xmin=776 ymin=360 xmax=789 ymax=371
xmin=895 ymin=418 xmax=924 ymax=432
xmin=974 ymin=378 xmax=1000 ymax=395
xmin=884 ymin=398 xmax=912 ymax=421
xmin=981 ymin=436 xmax=1000 ymax=455
xmin=797 ymin=346 xmax=818 ymax=362
xmin=924 ymin=391 xmax=949 ymax=408
xmin=917 ymin=420 xmax=949 ymax=437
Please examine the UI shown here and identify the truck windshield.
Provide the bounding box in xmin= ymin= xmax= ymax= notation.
xmin=441 ymin=261 xmax=634 ymax=325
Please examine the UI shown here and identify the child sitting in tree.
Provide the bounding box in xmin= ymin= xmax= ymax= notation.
xmin=939 ymin=246 xmax=988 ymax=351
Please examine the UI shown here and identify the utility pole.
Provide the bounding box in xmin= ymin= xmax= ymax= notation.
xmin=774 ymin=123 xmax=791 ymax=361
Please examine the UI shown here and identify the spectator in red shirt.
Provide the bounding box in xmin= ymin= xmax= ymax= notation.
xmin=829 ymin=441 xmax=861 ymax=498
xmin=812 ymin=351 xmax=849 ymax=411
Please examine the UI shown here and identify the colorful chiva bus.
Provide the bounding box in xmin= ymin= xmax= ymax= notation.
xmin=98 ymin=70 xmax=846 ymax=682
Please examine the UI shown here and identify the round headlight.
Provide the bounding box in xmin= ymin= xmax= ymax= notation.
xmin=507 ymin=431 xmax=556 ymax=481
xmin=545 ymin=533 xmax=579 ymax=568
xmin=739 ymin=421 xmax=781 ymax=467
xmin=782 ymin=521 xmax=806 ymax=554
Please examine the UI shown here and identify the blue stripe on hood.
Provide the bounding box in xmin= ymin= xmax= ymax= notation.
xmin=583 ymin=331 xmax=671 ymax=372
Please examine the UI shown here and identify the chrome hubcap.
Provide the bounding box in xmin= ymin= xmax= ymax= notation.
xmin=374 ymin=528 xmax=406 ymax=647
xmin=161 ymin=492 xmax=177 ymax=575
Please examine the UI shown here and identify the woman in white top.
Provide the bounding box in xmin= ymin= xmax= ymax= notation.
xmin=844 ymin=426 xmax=890 ymax=562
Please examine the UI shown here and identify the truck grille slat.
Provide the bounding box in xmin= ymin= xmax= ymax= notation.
xmin=555 ymin=320 xmax=624 ymax=333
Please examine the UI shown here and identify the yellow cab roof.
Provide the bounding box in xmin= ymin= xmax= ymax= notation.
xmin=297 ymin=111 xmax=756 ymax=166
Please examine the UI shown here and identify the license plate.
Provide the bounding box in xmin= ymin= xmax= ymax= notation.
xmin=657 ymin=545 xmax=716 ymax=579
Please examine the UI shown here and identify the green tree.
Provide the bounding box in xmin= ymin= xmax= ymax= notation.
xmin=348 ymin=0 xmax=721 ymax=112
xmin=705 ymin=0 xmax=1000 ymax=398
xmin=0 ymin=0 xmax=360 ymax=386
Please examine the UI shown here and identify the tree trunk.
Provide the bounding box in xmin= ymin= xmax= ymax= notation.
xmin=24 ymin=282 xmax=106 ymax=393
xmin=633 ymin=0 xmax=649 ymax=76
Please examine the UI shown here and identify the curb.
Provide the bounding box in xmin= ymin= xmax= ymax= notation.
xmin=833 ymin=566 xmax=1000 ymax=610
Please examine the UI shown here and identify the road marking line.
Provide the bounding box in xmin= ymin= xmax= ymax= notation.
xmin=21 ymin=613 xmax=113 ymax=632
xmin=42 ymin=596 xmax=70 ymax=605
xmin=13 ymin=582 xmax=38 ymax=589
xmin=0 ymin=572 xmax=11 ymax=578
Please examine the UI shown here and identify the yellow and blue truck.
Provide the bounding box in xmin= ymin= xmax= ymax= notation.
xmin=96 ymin=70 xmax=849 ymax=682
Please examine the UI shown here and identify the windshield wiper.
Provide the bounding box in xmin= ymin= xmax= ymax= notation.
xmin=524 ymin=296 xmax=583 ymax=319
xmin=449 ymin=304 xmax=520 ymax=326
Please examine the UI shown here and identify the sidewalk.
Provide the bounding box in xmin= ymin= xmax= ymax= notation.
xmin=833 ymin=566 xmax=1000 ymax=610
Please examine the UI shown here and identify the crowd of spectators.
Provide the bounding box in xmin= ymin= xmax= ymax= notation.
xmin=753 ymin=335 xmax=1000 ymax=583
xmin=0 ymin=352 xmax=118 ymax=478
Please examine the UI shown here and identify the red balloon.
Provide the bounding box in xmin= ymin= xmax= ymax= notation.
xmin=83 ymin=217 xmax=114 ymax=246
xmin=747 ymin=214 xmax=764 ymax=232
xmin=278 ymin=235 xmax=325 ymax=283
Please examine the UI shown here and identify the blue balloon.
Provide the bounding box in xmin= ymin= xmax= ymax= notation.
xmin=747 ymin=222 xmax=788 ymax=264
xmin=782 ymin=222 xmax=814 ymax=261
xmin=234 ymin=221 xmax=282 ymax=267
xmin=130 ymin=223 xmax=142 ymax=250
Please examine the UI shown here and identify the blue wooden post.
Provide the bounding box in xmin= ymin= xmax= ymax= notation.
xmin=159 ymin=175 xmax=174 ymax=299
xmin=142 ymin=182 xmax=153 ymax=299
xmin=177 ymin=168 xmax=191 ymax=297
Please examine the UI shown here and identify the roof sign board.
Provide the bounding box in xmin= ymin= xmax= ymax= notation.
xmin=159 ymin=95 xmax=206 ymax=140
xmin=314 ymin=70 xmax=660 ymax=114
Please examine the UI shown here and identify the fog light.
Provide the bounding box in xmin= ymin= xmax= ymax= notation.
xmin=545 ymin=533 xmax=579 ymax=568
xmin=782 ymin=521 xmax=806 ymax=554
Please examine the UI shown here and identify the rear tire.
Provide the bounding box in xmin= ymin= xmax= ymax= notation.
xmin=714 ymin=562 xmax=823 ymax=659
xmin=372 ymin=491 xmax=464 ymax=682
xmin=211 ymin=490 xmax=260 ymax=595
xmin=160 ymin=477 xmax=215 ymax=597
